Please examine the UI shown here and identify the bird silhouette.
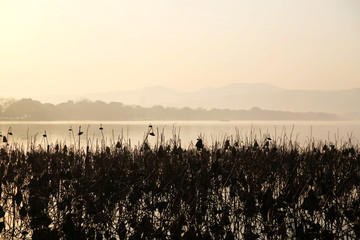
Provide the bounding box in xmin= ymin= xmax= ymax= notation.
xmin=99 ymin=124 xmax=103 ymax=131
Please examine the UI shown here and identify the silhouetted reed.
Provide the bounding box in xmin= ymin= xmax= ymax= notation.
xmin=0 ymin=131 xmax=359 ymax=239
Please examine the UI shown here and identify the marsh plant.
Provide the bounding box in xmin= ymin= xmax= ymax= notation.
xmin=0 ymin=130 xmax=359 ymax=239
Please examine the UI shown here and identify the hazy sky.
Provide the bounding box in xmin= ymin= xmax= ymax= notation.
xmin=1 ymin=0 xmax=359 ymax=99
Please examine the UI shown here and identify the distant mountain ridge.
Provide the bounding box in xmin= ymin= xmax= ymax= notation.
xmin=33 ymin=83 xmax=360 ymax=115
xmin=0 ymin=98 xmax=341 ymax=121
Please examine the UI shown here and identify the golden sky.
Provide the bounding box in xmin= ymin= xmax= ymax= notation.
xmin=1 ymin=0 xmax=359 ymax=99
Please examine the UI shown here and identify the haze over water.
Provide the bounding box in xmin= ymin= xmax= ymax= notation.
xmin=1 ymin=1 xmax=359 ymax=142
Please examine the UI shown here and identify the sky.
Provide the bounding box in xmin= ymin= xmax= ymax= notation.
xmin=1 ymin=0 xmax=359 ymax=99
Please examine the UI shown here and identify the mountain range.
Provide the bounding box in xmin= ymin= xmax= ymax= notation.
xmin=33 ymin=83 xmax=360 ymax=117
xmin=0 ymin=98 xmax=341 ymax=121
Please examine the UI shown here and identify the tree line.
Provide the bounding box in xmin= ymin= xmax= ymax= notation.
xmin=0 ymin=98 xmax=340 ymax=121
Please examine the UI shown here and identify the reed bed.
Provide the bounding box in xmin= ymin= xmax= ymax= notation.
xmin=0 ymin=131 xmax=359 ymax=239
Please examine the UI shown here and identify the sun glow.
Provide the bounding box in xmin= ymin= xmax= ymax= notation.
xmin=0 ymin=0 xmax=359 ymax=99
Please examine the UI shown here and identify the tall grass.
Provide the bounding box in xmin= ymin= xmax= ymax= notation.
xmin=0 ymin=132 xmax=359 ymax=239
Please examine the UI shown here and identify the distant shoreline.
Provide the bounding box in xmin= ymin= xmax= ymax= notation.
xmin=0 ymin=98 xmax=345 ymax=122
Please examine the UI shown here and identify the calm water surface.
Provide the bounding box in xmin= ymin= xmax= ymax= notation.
xmin=0 ymin=121 xmax=359 ymax=149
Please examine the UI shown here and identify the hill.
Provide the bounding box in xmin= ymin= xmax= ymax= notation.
xmin=0 ymin=98 xmax=341 ymax=121
xmin=33 ymin=83 xmax=360 ymax=115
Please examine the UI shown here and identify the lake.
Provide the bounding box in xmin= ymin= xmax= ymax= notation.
xmin=1 ymin=120 xmax=360 ymax=149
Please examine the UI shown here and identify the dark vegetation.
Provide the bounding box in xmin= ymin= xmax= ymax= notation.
xmin=0 ymin=98 xmax=340 ymax=121
xmin=0 ymin=132 xmax=359 ymax=240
